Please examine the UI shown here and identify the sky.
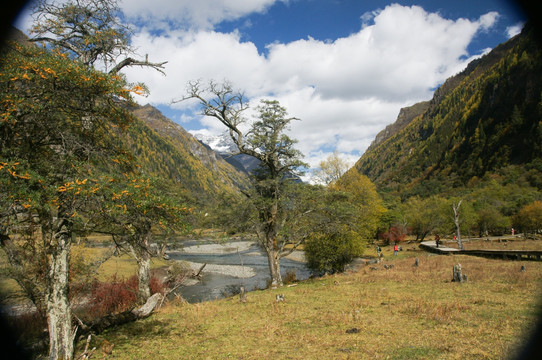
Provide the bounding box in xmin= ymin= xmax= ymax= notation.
xmin=13 ymin=0 xmax=527 ymax=180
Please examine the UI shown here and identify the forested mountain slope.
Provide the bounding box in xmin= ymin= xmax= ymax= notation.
xmin=125 ymin=104 xmax=250 ymax=201
xmin=355 ymin=22 xmax=542 ymax=197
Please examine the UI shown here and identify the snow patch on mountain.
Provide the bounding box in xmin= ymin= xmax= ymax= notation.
xmin=190 ymin=129 xmax=237 ymax=154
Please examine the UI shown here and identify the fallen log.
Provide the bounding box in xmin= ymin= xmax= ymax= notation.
xmin=194 ymin=263 xmax=206 ymax=278
xmin=76 ymin=293 xmax=163 ymax=337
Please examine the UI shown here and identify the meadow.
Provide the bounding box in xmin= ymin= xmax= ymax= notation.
xmin=79 ymin=247 xmax=542 ymax=360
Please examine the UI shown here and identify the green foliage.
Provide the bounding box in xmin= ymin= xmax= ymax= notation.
xmin=303 ymin=186 xmax=369 ymax=273
xmin=305 ymin=230 xmax=364 ymax=273
xmin=403 ymin=196 xmax=448 ymax=241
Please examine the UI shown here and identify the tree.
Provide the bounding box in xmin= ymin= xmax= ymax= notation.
xmin=514 ymin=201 xmax=542 ymax=236
xmin=99 ymin=176 xmax=190 ymax=303
xmin=403 ymin=196 xmax=448 ymax=241
xmin=29 ymin=0 xmax=166 ymax=74
xmin=450 ymin=199 xmax=477 ymax=249
xmin=313 ymin=151 xmax=350 ymax=186
xmin=304 ymin=187 xmax=366 ymax=273
xmin=183 ymin=81 xmax=307 ymax=288
xmin=332 ymin=169 xmax=386 ymax=239
xmin=474 ymin=205 xmax=511 ymax=236
xmin=0 ymin=41 xmax=136 ymax=359
xmin=30 ymin=0 xmax=176 ymax=309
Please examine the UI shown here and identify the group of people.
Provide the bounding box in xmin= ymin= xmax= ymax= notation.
xmin=376 ymin=244 xmax=401 ymax=256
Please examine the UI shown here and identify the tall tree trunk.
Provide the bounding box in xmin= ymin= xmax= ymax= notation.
xmin=136 ymin=250 xmax=151 ymax=303
xmin=46 ymin=221 xmax=75 ymax=360
xmin=266 ymin=242 xmax=282 ymax=289
xmin=452 ymin=201 xmax=464 ymax=250
xmin=264 ymin=203 xmax=282 ymax=289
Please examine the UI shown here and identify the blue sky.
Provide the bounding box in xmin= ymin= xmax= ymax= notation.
xmin=14 ymin=1 xmax=527 ymax=178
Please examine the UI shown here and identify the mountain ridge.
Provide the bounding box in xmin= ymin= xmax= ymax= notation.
xmin=354 ymin=22 xmax=542 ymax=197
xmin=125 ymin=103 xmax=250 ymax=200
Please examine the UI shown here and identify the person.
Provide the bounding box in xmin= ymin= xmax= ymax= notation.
xmin=512 ymin=228 xmax=515 ymax=236
xmin=393 ymin=243 xmax=399 ymax=256
xmin=435 ymin=234 xmax=440 ymax=248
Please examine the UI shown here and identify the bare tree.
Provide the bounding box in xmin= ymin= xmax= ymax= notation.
xmin=452 ymin=200 xmax=465 ymax=250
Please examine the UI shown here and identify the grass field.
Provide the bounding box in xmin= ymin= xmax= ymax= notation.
xmin=79 ymin=250 xmax=542 ymax=360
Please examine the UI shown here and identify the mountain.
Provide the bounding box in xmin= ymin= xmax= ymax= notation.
xmin=192 ymin=132 xmax=261 ymax=175
xmin=354 ymin=22 xmax=542 ymax=197
xmin=125 ymin=104 xmax=250 ymax=201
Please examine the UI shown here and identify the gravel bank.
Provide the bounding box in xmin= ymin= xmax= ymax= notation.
xmin=181 ymin=241 xmax=254 ymax=254
xmin=185 ymin=261 xmax=256 ymax=278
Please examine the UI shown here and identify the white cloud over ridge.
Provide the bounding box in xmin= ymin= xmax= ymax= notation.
xmin=120 ymin=3 xmax=500 ymax=171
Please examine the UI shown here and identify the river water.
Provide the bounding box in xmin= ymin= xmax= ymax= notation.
xmin=167 ymin=240 xmax=311 ymax=303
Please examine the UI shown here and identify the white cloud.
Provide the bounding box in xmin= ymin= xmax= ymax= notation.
xmin=123 ymin=4 xmax=499 ymax=175
xmin=15 ymin=2 xmax=501 ymax=177
xmin=506 ymin=22 xmax=524 ymax=38
xmin=120 ymin=0 xmax=279 ymax=30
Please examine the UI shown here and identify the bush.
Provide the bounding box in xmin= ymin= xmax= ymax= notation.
xmin=305 ymin=230 xmax=365 ymax=273
xmin=283 ymin=270 xmax=298 ymax=284
xmin=379 ymin=224 xmax=407 ymax=245
xmin=87 ymin=274 xmax=137 ymax=318
xmin=86 ymin=273 xmax=166 ymax=318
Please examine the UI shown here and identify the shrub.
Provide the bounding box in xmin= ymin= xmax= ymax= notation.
xmin=305 ymin=230 xmax=365 ymax=273
xmin=87 ymin=274 xmax=137 ymax=318
xmin=379 ymin=224 xmax=407 ymax=245
xmin=283 ymin=270 xmax=297 ymax=284
xmin=87 ymin=273 xmax=166 ymax=318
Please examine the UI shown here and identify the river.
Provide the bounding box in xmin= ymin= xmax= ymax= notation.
xmin=167 ymin=239 xmax=311 ymax=303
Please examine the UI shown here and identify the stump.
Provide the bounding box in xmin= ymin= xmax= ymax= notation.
xmin=239 ymin=286 xmax=247 ymax=303
xmin=414 ymin=257 xmax=419 ymax=267
xmin=452 ymin=263 xmax=465 ymax=282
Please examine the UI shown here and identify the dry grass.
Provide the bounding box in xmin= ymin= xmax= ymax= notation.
xmin=81 ymin=253 xmax=542 ymax=360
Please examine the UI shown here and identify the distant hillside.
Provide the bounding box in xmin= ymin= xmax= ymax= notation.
xmin=125 ymin=104 xmax=250 ymax=201
xmin=354 ymin=22 xmax=542 ymax=197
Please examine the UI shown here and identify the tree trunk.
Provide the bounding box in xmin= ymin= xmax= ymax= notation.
xmin=452 ymin=263 xmax=466 ymax=282
xmin=77 ymin=293 xmax=163 ymax=337
xmin=130 ymin=230 xmax=152 ymax=304
xmin=46 ymin=226 xmax=75 ymax=360
xmin=266 ymin=246 xmax=282 ymax=289
xmin=264 ymin=203 xmax=282 ymax=289
xmin=136 ymin=251 xmax=151 ymax=303
xmin=452 ymin=201 xmax=464 ymax=250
